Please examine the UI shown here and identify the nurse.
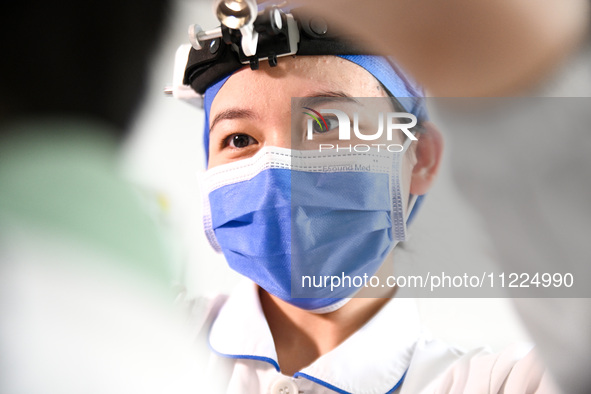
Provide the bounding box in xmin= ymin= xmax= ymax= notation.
xmin=175 ymin=2 xmax=557 ymax=392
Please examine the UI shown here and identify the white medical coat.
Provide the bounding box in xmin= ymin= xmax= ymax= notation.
xmin=187 ymin=280 xmax=558 ymax=394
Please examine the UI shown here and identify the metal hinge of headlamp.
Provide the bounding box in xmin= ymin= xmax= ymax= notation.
xmin=189 ymin=0 xmax=300 ymax=70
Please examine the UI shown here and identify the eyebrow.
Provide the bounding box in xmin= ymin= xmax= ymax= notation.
xmin=299 ymin=90 xmax=360 ymax=108
xmin=209 ymin=108 xmax=257 ymax=134
xmin=209 ymin=91 xmax=356 ymax=132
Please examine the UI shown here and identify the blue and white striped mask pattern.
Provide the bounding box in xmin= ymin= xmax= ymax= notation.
xmin=202 ymin=145 xmax=412 ymax=312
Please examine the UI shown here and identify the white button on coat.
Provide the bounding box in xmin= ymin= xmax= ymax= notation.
xmin=270 ymin=377 xmax=299 ymax=394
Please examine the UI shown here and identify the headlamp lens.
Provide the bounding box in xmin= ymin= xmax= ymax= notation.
xmin=215 ymin=0 xmax=255 ymax=29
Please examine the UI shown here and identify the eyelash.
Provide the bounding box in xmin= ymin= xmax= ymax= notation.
xmin=220 ymin=133 xmax=258 ymax=149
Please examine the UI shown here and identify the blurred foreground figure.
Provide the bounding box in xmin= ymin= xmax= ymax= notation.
xmin=0 ymin=1 xmax=199 ymax=393
xmin=300 ymin=1 xmax=591 ymax=393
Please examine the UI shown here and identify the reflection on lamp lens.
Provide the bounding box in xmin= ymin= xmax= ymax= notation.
xmin=215 ymin=0 xmax=255 ymax=29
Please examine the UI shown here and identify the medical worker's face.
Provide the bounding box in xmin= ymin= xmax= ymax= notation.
xmin=208 ymin=56 xmax=441 ymax=198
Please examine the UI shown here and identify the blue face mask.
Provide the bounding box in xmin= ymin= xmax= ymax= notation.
xmin=202 ymin=147 xmax=411 ymax=312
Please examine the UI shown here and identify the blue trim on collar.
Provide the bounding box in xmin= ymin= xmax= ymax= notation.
xmin=294 ymin=369 xmax=407 ymax=394
xmin=207 ymin=326 xmax=281 ymax=372
xmin=387 ymin=370 xmax=407 ymax=393
xmin=208 ymin=345 xmax=281 ymax=372
xmin=293 ymin=372 xmax=352 ymax=394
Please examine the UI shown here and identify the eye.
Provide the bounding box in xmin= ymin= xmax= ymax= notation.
xmin=312 ymin=115 xmax=339 ymax=134
xmin=225 ymin=133 xmax=257 ymax=149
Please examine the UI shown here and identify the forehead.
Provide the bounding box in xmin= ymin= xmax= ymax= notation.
xmin=210 ymin=56 xmax=387 ymax=114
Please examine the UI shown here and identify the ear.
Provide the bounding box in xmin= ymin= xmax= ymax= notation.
xmin=409 ymin=121 xmax=444 ymax=195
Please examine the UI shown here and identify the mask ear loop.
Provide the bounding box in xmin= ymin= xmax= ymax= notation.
xmin=402 ymin=131 xmax=418 ymax=223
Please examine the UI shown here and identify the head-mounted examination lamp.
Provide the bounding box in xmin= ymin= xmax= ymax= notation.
xmin=168 ymin=0 xmax=377 ymax=107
